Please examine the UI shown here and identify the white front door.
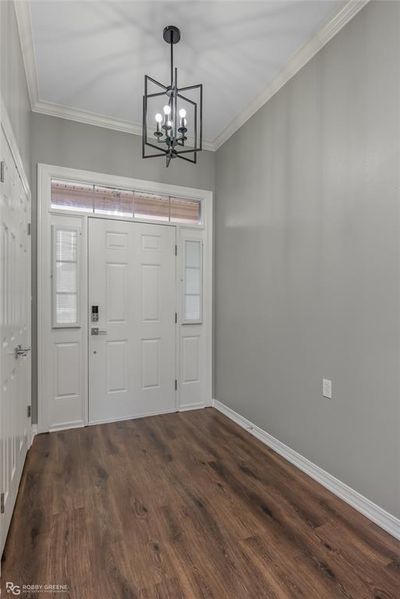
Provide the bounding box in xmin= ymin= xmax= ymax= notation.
xmin=0 ymin=126 xmax=31 ymax=554
xmin=88 ymin=218 xmax=176 ymax=424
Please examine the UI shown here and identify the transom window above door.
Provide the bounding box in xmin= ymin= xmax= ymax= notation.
xmin=50 ymin=179 xmax=202 ymax=225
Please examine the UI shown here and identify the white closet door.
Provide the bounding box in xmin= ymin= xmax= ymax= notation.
xmin=0 ymin=127 xmax=31 ymax=555
xmin=88 ymin=218 xmax=176 ymax=424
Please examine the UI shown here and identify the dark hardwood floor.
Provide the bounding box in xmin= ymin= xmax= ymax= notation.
xmin=1 ymin=408 xmax=399 ymax=598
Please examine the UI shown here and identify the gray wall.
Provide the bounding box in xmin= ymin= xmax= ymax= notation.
xmin=31 ymin=113 xmax=216 ymax=422
xmin=0 ymin=0 xmax=31 ymax=177
xmin=215 ymin=0 xmax=400 ymax=518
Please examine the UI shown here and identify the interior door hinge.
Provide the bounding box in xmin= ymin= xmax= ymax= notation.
xmin=27 ymin=223 xmax=31 ymax=236
xmin=27 ymin=405 xmax=31 ymax=418
xmin=175 ymin=312 xmax=177 ymax=324
xmin=174 ymin=379 xmax=178 ymax=391
xmin=0 ymin=161 xmax=5 ymax=183
xmin=175 ymin=244 xmax=178 ymax=256
xmin=0 ymin=492 xmax=4 ymax=514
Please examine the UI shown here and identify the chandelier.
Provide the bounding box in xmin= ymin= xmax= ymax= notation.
xmin=142 ymin=26 xmax=203 ymax=167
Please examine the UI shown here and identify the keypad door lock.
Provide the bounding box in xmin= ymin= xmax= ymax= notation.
xmin=91 ymin=305 xmax=99 ymax=322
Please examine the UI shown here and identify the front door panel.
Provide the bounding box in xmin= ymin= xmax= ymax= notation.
xmin=88 ymin=219 xmax=176 ymax=423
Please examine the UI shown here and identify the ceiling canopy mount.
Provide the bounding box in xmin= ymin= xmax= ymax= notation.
xmin=163 ymin=25 xmax=181 ymax=45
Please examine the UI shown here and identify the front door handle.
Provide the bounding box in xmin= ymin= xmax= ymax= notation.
xmin=15 ymin=345 xmax=31 ymax=358
xmin=91 ymin=327 xmax=107 ymax=336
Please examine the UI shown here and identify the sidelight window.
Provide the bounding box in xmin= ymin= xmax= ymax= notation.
xmin=52 ymin=226 xmax=80 ymax=327
xmin=183 ymin=239 xmax=203 ymax=323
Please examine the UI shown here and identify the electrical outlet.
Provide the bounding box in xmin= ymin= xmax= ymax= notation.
xmin=322 ymin=378 xmax=332 ymax=399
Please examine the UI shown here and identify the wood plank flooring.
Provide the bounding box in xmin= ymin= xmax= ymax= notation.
xmin=1 ymin=408 xmax=399 ymax=598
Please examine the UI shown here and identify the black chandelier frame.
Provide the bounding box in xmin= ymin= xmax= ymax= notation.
xmin=142 ymin=26 xmax=203 ymax=167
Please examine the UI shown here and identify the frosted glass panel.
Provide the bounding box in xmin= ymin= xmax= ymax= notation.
xmin=134 ymin=192 xmax=169 ymax=221
xmin=185 ymin=241 xmax=201 ymax=268
xmin=56 ymin=229 xmax=77 ymax=261
xmin=51 ymin=180 xmax=94 ymax=213
xmin=170 ymin=197 xmax=201 ymax=224
xmin=56 ymin=294 xmax=77 ymax=324
xmin=94 ymin=186 xmax=133 ymax=217
xmin=56 ymin=262 xmax=77 ymax=293
xmin=53 ymin=226 xmax=79 ymax=327
xmin=185 ymin=295 xmax=200 ymax=322
xmin=185 ymin=267 xmax=200 ymax=294
xmin=183 ymin=240 xmax=202 ymax=322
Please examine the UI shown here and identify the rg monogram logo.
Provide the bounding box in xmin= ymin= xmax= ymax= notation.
xmin=5 ymin=582 xmax=21 ymax=595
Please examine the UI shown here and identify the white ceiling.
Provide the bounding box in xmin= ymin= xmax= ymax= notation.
xmin=25 ymin=0 xmax=348 ymax=148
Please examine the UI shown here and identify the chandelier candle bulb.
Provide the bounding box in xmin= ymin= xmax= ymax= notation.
xmin=179 ymin=108 xmax=187 ymax=128
xmin=154 ymin=113 xmax=163 ymax=137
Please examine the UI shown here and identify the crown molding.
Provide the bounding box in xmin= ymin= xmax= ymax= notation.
xmin=32 ymin=99 xmax=143 ymax=136
xmin=14 ymin=0 xmax=369 ymax=154
xmin=14 ymin=0 xmax=39 ymax=107
xmin=32 ymin=99 xmax=217 ymax=151
xmin=212 ymin=0 xmax=370 ymax=150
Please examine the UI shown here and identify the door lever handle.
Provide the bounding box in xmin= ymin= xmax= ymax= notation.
xmin=15 ymin=345 xmax=31 ymax=358
xmin=91 ymin=327 xmax=107 ymax=336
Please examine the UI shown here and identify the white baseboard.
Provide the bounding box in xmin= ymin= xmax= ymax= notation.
xmin=30 ymin=425 xmax=38 ymax=447
xmin=212 ymin=399 xmax=400 ymax=541
xmin=48 ymin=420 xmax=85 ymax=433
xmin=43 ymin=403 xmax=213 ymax=432
xmin=179 ymin=402 xmax=209 ymax=412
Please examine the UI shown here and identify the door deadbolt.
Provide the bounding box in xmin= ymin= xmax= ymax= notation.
xmin=91 ymin=327 xmax=107 ymax=336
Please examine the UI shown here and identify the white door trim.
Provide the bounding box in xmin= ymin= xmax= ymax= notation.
xmin=37 ymin=163 xmax=213 ymax=432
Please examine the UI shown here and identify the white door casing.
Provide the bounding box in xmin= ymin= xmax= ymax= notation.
xmin=37 ymin=164 xmax=212 ymax=433
xmin=88 ymin=218 xmax=176 ymax=423
xmin=0 ymin=122 xmax=31 ymax=556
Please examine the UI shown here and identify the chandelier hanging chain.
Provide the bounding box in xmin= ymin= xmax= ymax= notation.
xmin=142 ymin=25 xmax=203 ymax=167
